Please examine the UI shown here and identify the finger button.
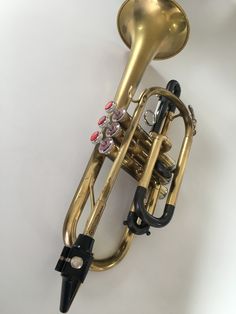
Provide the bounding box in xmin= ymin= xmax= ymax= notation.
xmin=98 ymin=115 xmax=110 ymax=128
xmin=90 ymin=131 xmax=103 ymax=144
xmin=105 ymin=101 xmax=117 ymax=113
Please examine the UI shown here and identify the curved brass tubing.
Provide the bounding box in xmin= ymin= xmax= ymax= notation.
xmin=91 ymin=182 xmax=162 ymax=272
xmin=63 ymin=88 xmax=193 ymax=272
xmin=84 ymin=88 xmax=193 ymax=272
xmin=91 ymin=228 xmax=133 ymax=272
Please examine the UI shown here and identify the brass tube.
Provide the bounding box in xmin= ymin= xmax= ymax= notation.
xmin=107 ymin=143 xmax=168 ymax=185
xmin=63 ymin=150 xmax=105 ymax=246
xmin=139 ymin=134 xmax=166 ymax=188
xmin=113 ymin=125 xmax=175 ymax=171
xmin=91 ymin=88 xmax=193 ymax=271
xmin=167 ymin=136 xmax=192 ymax=206
xmin=63 ymin=87 xmax=193 ymax=270
xmin=146 ymin=185 xmax=162 ymax=213
xmin=91 ymin=183 xmax=161 ymax=272
xmin=114 ymin=35 xmax=160 ymax=110
xmin=91 ymin=228 xmax=134 ymax=271
xmin=118 ymin=113 xmax=153 ymax=152
xmin=137 ymin=87 xmax=193 ymax=206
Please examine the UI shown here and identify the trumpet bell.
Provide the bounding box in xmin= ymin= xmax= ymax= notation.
xmin=117 ymin=0 xmax=190 ymax=60
xmin=55 ymin=0 xmax=195 ymax=312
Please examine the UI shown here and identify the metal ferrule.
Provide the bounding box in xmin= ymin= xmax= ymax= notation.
xmin=158 ymin=153 xmax=176 ymax=171
xmin=160 ymin=137 xmax=172 ymax=152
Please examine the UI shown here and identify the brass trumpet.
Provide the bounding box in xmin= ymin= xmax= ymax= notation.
xmin=55 ymin=0 xmax=196 ymax=312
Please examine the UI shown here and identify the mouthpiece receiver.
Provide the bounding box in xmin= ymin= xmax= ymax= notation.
xmin=55 ymin=235 xmax=95 ymax=313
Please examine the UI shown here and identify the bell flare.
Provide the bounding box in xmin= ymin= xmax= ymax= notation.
xmin=117 ymin=0 xmax=190 ymax=60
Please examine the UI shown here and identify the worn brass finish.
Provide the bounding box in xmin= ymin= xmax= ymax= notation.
xmin=118 ymin=0 xmax=189 ymax=60
xmin=63 ymin=150 xmax=105 ymax=246
xmin=61 ymin=0 xmax=194 ymax=274
xmin=91 ymin=184 xmax=161 ymax=271
xmin=106 ymin=144 xmax=170 ymax=186
xmin=139 ymin=134 xmax=167 ymax=188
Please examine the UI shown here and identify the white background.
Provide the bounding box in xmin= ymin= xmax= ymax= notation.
xmin=1 ymin=1 xmax=236 ymax=314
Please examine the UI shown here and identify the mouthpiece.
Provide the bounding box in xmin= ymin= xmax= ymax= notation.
xmin=55 ymin=235 xmax=95 ymax=313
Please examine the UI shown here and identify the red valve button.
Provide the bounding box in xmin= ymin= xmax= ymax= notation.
xmin=90 ymin=131 xmax=103 ymax=144
xmin=98 ymin=115 xmax=110 ymax=128
xmin=105 ymin=101 xmax=116 ymax=113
